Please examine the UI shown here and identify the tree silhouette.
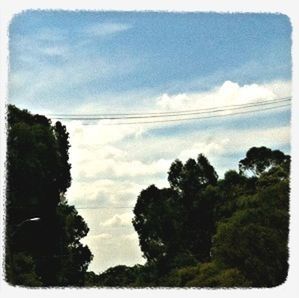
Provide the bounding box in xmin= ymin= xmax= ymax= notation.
xmin=6 ymin=105 xmax=92 ymax=286
xmin=129 ymin=147 xmax=290 ymax=287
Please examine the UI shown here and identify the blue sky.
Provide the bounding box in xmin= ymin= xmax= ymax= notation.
xmin=9 ymin=12 xmax=291 ymax=110
xmin=8 ymin=11 xmax=292 ymax=273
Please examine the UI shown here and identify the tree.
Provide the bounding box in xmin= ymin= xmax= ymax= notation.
xmin=212 ymin=174 xmax=289 ymax=287
xmin=131 ymin=147 xmax=289 ymax=287
xmin=168 ymin=154 xmax=218 ymax=197
xmin=53 ymin=121 xmax=71 ymax=194
xmin=6 ymin=105 xmax=92 ymax=286
xmin=82 ymin=145 xmax=290 ymax=288
xmin=213 ymin=170 xmax=257 ymax=223
xmin=239 ymin=146 xmax=290 ymax=177
xmin=168 ymin=155 xmax=218 ymax=262
xmin=6 ymin=253 xmax=42 ymax=287
xmin=97 ymin=265 xmax=140 ymax=287
xmin=133 ymin=154 xmax=219 ymax=268
xmin=165 ymin=262 xmax=251 ymax=287
xmin=132 ymin=185 xmax=181 ymax=265
xmin=55 ymin=203 xmax=93 ymax=286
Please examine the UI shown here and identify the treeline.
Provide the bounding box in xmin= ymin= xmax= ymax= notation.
xmin=86 ymin=146 xmax=290 ymax=287
xmin=5 ymin=105 xmax=92 ymax=286
xmin=5 ymin=105 xmax=290 ymax=288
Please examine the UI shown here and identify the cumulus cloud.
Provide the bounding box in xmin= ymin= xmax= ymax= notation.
xmin=67 ymin=120 xmax=143 ymax=147
xmin=72 ymin=157 xmax=171 ymax=180
xmin=101 ymin=213 xmax=133 ymax=228
xmin=156 ymin=80 xmax=291 ymax=111
xmin=66 ymin=178 xmax=145 ymax=208
xmin=178 ymin=138 xmax=230 ymax=162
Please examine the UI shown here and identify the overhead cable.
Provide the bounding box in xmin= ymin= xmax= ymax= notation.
xmin=48 ymin=96 xmax=291 ymax=118
xmin=48 ymin=97 xmax=290 ymax=120
xmin=104 ymin=102 xmax=290 ymax=125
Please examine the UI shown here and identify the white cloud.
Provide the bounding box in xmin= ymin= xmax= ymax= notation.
xmin=79 ymin=210 xmax=144 ymax=273
xmin=85 ymin=22 xmax=132 ymax=37
xmin=101 ymin=213 xmax=133 ymax=227
xmin=88 ymin=233 xmax=113 ymax=241
xmin=66 ymin=178 xmax=145 ymax=208
xmin=81 ymin=232 xmax=145 ymax=274
xmin=39 ymin=45 xmax=70 ymax=57
xmin=67 ymin=120 xmax=142 ymax=147
xmin=156 ymin=80 xmax=291 ymax=112
xmin=72 ymin=157 xmax=171 ymax=180
xmin=123 ymin=233 xmax=139 ymax=242
xmin=11 ymin=30 xmax=69 ymax=62
xmin=178 ymin=138 xmax=230 ymax=162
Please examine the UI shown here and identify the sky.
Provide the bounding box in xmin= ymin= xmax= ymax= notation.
xmin=8 ymin=11 xmax=292 ymax=273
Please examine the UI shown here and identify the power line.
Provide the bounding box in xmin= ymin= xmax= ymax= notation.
xmin=48 ymin=100 xmax=291 ymax=125
xmin=48 ymin=96 xmax=291 ymax=118
xmin=103 ymin=102 xmax=290 ymax=126
xmin=46 ymin=99 xmax=291 ymax=126
xmin=48 ymin=97 xmax=291 ymax=120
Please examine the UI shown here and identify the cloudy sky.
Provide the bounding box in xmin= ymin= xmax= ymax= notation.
xmin=8 ymin=11 xmax=291 ymax=273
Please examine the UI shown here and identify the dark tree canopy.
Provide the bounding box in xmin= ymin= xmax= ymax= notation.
xmin=133 ymin=154 xmax=219 ymax=269
xmin=168 ymin=154 xmax=218 ymax=195
xmin=6 ymin=105 xmax=92 ymax=286
xmin=132 ymin=185 xmax=181 ymax=264
xmin=239 ymin=146 xmax=290 ymax=177
xmin=212 ymin=178 xmax=289 ymax=287
xmin=129 ymin=147 xmax=290 ymax=288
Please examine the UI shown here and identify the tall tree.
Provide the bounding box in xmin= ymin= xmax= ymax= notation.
xmin=133 ymin=154 xmax=219 ymax=268
xmin=6 ymin=105 xmax=92 ymax=286
xmin=132 ymin=185 xmax=181 ymax=265
xmin=168 ymin=154 xmax=218 ymax=261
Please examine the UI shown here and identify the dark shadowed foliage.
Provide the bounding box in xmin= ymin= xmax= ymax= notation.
xmin=6 ymin=105 xmax=92 ymax=287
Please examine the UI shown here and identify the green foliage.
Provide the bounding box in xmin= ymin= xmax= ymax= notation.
xmin=84 ymin=271 xmax=101 ymax=287
xmin=6 ymin=105 xmax=92 ymax=287
xmin=129 ymin=146 xmax=289 ymax=288
xmin=133 ymin=155 xmax=218 ymax=269
xmin=168 ymin=154 xmax=218 ymax=195
xmin=132 ymin=185 xmax=181 ymax=264
xmin=212 ymin=180 xmax=289 ymax=287
xmin=97 ymin=265 xmax=140 ymax=287
xmin=163 ymin=262 xmax=251 ymax=287
xmin=55 ymin=203 xmax=93 ymax=286
xmin=6 ymin=253 xmax=42 ymax=287
xmin=239 ymin=146 xmax=290 ymax=177
xmin=53 ymin=121 xmax=72 ymax=194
